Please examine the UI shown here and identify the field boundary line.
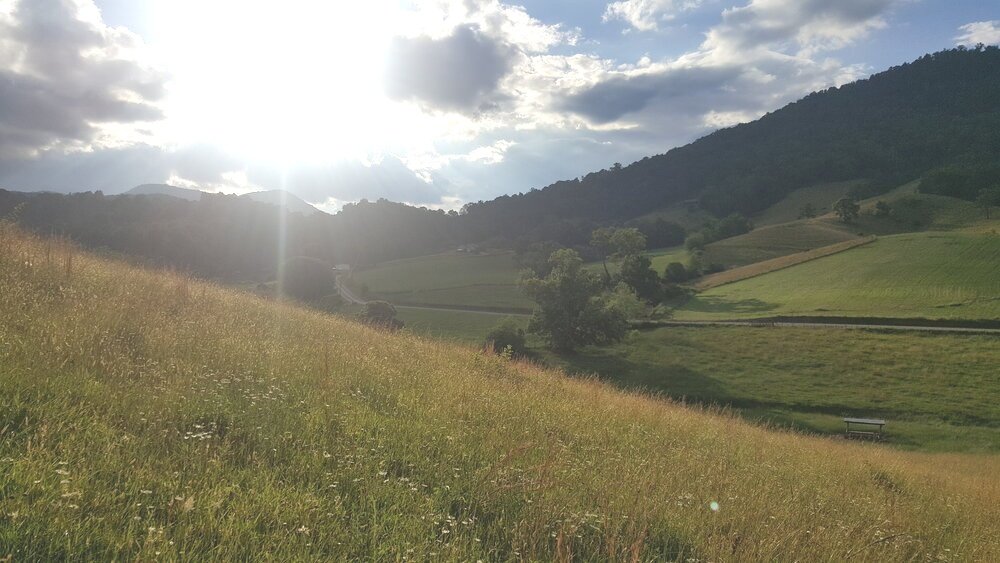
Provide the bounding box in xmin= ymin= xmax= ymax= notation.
xmin=636 ymin=318 xmax=1000 ymax=334
xmin=693 ymin=235 xmax=877 ymax=290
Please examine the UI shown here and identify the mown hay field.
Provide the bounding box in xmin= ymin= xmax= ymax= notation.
xmin=677 ymin=232 xmax=1000 ymax=321
xmin=1 ymin=227 xmax=997 ymax=560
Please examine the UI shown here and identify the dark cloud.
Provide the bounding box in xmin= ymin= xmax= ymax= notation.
xmin=0 ymin=144 xmax=171 ymax=193
xmin=559 ymin=0 xmax=895 ymax=127
xmin=560 ymin=65 xmax=736 ymax=124
xmin=0 ymin=0 xmax=165 ymax=158
xmin=171 ymin=145 xmax=244 ymax=185
xmin=384 ymin=25 xmax=517 ymax=113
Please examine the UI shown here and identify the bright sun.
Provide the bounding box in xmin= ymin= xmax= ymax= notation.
xmin=152 ymin=0 xmax=415 ymax=164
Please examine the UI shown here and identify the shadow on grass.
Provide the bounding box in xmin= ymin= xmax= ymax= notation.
xmin=550 ymin=349 xmax=735 ymax=407
xmin=548 ymin=348 xmax=937 ymax=447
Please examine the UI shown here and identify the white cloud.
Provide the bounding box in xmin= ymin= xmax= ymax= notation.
xmin=955 ymin=21 xmax=1000 ymax=46
xmin=603 ymin=0 xmax=706 ymax=32
xmin=0 ymin=0 xmax=165 ymax=159
xmin=704 ymin=0 xmax=894 ymax=56
xmin=562 ymin=0 xmax=890 ymax=131
xmin=0 ymin=0 xmax=906 ymax=211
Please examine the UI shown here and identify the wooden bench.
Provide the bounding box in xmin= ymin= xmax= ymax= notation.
xmin=843 ymin=417 xmax=886 ymax=440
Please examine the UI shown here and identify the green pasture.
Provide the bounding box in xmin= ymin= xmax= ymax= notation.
xmin=676 ymin=232 xmax=1000 ymax=320
xmin=548 ymin=325 xmax=1000 ymax=452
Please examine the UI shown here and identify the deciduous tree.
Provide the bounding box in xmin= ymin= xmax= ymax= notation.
xmin=834 ymin=198 xmax=861 ymax=223
xmin=521 ymin=249 xmax=628 ymax=351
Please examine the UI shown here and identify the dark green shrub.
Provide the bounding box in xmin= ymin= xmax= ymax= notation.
xmin=484 ymin=319 xmax=527 ymax=357
xmin=280 ymin=256 xmax=335 ymax=301
xmin=359 ymin=301 xmax=404 ymax=330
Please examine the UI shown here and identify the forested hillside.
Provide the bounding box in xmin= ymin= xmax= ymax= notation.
xmin=3 ymin=47 xmax=999 ymax=272
xmin=0 ymin=190 xmax=459 ymax=280
xmin=459 ymin=46 xmax=1000 ymax=244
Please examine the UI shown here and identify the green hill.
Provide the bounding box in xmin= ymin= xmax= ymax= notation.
xmin=751 ymin=180 xmax=863 ymax=226
xmin=2 ymin=227 xmax=998 ymax=560
xmin=459 ymin=47 xmax=1000 ymax=246
xmin=700 ymin=182 xmax=992 ymax=269
xmin=676 ymin=231 xmax=1000 ymax=320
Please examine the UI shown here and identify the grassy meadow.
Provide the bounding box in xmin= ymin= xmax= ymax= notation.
xmin=348 ymin=252 xmax=533 ymax=312
xmin=751 ymin=180 xmax=862 ymax=226
xmin=396 ymin=308 xmax=528 ymax=345
xmin=2 ymin=227 xmax=998 ymax=560
xmin=676 ymin=232 xmax=1000 ymax=321
xmin=548 ymin=326 xmax=1000 ymax=453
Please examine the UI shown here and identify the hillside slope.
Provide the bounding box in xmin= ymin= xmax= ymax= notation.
xmin=1 ymin=226 xmax=998 ymax=560
xmin=460 ymin=47 xmax=1000 ymax=245
xmin=676 ymin=231 xmax=1000 ymax=321
xmin=125 ymin=184 xmax=322 ymax=216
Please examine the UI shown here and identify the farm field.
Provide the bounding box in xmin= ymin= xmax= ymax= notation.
xmin=700 ymin=219 xmax=861 ymax=268
xmin=396 ymin=308 xmax=528 ymax=345
xmin=348 ymin=252 xmax=533 ymax=312
xmin=354 ymin=246 xmax=689 ymax=311
xmin=2 ymin=227 xmax=999 ymax=560
xmin=676 ymin=232 xmax=1000 ymax=321
xmin=547 ymin=326 xmax=1000 ymax=452
xmin=694 ymin=236 xmax=875 ymax=290
xmin=701 ymin=186 xmax=994 ymax=270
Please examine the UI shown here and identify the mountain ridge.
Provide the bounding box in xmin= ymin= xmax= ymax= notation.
xmin=124 ymin=184 xmax=323 ymax=216
xmin=458 ymin=46 xmax=1000 ymax=245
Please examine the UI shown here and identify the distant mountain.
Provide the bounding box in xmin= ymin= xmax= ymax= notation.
xmin=124 ymin=184 xmax=322 ymax=216
xmin=125 ymin=184 xmax=204 ymax=201
xmin=459 ymin=46 xmax=1000 ymax=246
xmin=242 ymin=189 xmax=321 ymax=216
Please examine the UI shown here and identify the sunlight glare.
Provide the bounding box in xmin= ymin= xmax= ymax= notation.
xmin=153 ymin=0 xmax=411 ymax=163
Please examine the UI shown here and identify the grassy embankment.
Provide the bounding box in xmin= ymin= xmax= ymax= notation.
xmin=676 ymin=231 xmax=1000 ymax=321
xmin=1 ymin=227 xmax=998 ymax=560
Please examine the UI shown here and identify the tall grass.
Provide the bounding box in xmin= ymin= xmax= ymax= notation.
xmin=1 ymin=226 xmax=997 ymax=560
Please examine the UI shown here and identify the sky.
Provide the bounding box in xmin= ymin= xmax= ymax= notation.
xmin=0 ymin=0 xmax=998 ymax=212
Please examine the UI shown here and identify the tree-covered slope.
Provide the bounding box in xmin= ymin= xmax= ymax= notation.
xmin=460 ymin=46 xmax=1000 ymax=244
